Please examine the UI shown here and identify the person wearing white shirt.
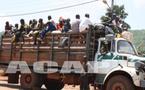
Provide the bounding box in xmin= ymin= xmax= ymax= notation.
xmin=79 ymin=14 xmax=92 ymax=32
xmin=71 ymin=14 xmax=81 ymax=33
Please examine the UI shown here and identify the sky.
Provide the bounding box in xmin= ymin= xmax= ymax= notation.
xmin=0 ymin=0 xmax=145 ymax=31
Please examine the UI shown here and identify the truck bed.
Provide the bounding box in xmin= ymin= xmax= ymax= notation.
xmin=0 ymin=33 xmax=88 ymax=66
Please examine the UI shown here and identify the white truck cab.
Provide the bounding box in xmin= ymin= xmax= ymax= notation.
xmin=94 ymin=37 xmax=145 ymax=90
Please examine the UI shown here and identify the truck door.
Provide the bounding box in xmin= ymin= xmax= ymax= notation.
xmin=95 ymin=40 xmax=119 ymax=74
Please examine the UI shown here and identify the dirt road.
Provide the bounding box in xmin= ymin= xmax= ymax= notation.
xmin=0 ymin=70 xmax=96 ymax=90
xmin=0 ymin=75 xmax=96 ymax=90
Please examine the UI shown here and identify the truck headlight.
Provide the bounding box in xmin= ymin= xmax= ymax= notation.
xmin=135 ymin=61 xmax=145 ymax=72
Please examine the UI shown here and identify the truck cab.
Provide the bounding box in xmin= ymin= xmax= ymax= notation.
xmin=94 ymin=36 xmax=145 ymax=90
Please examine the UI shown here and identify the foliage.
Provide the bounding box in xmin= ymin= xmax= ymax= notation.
xmin=131 ymin=30 xmax=145 ymax=53
xmin=101 ymin=5 xmax=130 ymax=29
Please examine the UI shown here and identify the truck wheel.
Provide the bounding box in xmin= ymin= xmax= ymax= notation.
xmin=20 ymin=73 xmax=45 ymax=89
xmin=44 ymin=79 xmax=64 ymax=90
xmin=105 ymin=75 xmax=135 ymax=90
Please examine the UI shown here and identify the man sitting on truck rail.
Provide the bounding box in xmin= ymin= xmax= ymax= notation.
xmin=56 ymin=17 xmax=65 ymax=33
xmin=25 ymin=19 xmax=38 ymax=38
xmin=71 ymin=14 xmax=81 ymax=33
xmin=55 ymin=17 xmax=69 ymax=47
xmin=12 ymin=19 xmax=28 ymax=43
xmin=4 ymin=21 xmax=13 ymax=36
xmin=25 ymin=19 xmax=43 ymax=45
xmin=19 ymin=19 xmax=29 ymax=34
xmin=11 ymin=24 xmax=20 ymax=43
xmin=33 ymin=18 xmax=45 ymax=45
xmin=79 ymin=14 xmax=92 ymax=32
xmin=40 ymin=15 xmax=56 ymax=40
xmin=62 ymin=18 xmax=71 ymax=33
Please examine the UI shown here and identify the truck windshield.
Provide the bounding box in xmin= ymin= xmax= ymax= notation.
xmin=117 ymin=40 xmax=136 ymax=55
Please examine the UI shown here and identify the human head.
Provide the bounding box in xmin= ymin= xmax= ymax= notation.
xmin=5 ymin=21 xmax=9 ymax=25
xmin=32 ymin=19 xmax=37 ymax=25
xmin=20 ymin=19 xmax=25 ymax=25
xmin=122 ymin=24 xmax=128 ymax=31
xmin=66 ymin=18 xmax=70 ymax=23
xmin=59 ymin=16 xmax=64 ymax=23
xmin=85 ymin=13 xmax=90 ymax=18
xmin=112 ymin=13 xmax=116 ymax=17
xmin=48 ymin=15 xmax=52 ymax=20
xmin=76 ymin=14 xmax=80 ymax=19
xmin=29 ymin=20 xmax=32 ymax=25
xmin=39 ymin=18 xmax=43 ymax=23
xmin=15 ymin=24 xmax=19 ymax=28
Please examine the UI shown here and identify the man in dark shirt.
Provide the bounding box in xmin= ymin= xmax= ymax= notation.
xmin=5 ymin=21 xmax=12 ymax=36
xmin=40 ymin=15 xmax=56 ymax=39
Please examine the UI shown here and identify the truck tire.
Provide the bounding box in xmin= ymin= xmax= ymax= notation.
xmin=44 ymin=79 xmax=64 ymax=90
xmin=105 ymin=75 xmax=135 ymax=90
xmin=20 ymin=73 xmax=45 ymax=90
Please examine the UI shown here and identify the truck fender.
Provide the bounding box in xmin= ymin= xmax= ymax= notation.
xmin=103 ymin=66 xmax=140 ymax=87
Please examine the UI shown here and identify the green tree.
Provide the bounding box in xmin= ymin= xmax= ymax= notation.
xmin=101 ymin=5 xmax=130 ymax=29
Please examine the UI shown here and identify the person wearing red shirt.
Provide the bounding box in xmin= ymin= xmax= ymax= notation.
xmin=56 ymin=17 xmax=65 ymax=32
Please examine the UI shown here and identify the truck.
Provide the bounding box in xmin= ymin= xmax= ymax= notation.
xmin=0 ymin=25 xmax=145 ymax=90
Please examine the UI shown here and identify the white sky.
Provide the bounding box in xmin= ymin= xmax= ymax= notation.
xmin=0 ymin=0 xmax=145 ymax=31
